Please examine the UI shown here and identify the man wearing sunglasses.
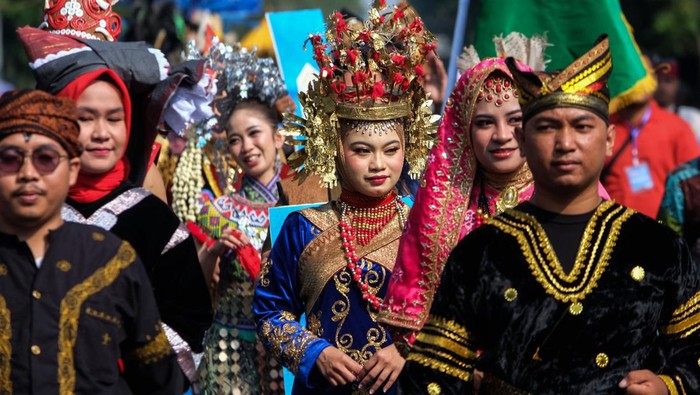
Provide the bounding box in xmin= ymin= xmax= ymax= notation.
xmin=0 ymin=90 xmax=183 ymax=394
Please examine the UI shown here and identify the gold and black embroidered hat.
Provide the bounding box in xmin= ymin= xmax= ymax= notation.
xmin=505 ymin=34 xmax=612 ymax=124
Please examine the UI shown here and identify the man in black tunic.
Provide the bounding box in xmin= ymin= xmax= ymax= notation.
xmin=401 ymin=36 xmax=699 ymax=395
xmin=0 ymin=89 xmax=182 ymax=394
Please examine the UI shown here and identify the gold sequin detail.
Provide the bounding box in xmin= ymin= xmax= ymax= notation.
xmin=569 ymin=302 xmax=583 ymax=316
xmin=0 ymin=296 xmax=11 ymax=394
xmin=595 ymin=353 xmax=609 ymax=368
xmin=504 ymin=288 xmax=518 ymax=302
xmin=92 ymin=232 xmax=105 ymax=241
xmin=630 ymin=266 xmax=645 ymax=282
xmin=57 ymin=260 xmax=72 ymax=272
xmin=0 ymin=264 xmax=6 ymax=276
xmin=427 ymin=382 xmax=441 ymax=395
xmin=490 ymin=201 xmax=633 ymax=307
xmin=307 ymin=311 xmax=323 ymax=337
xmin=58 ymin=242 xmax=136 ymax=395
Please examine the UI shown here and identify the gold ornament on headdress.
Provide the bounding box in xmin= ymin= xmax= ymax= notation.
xmin=505 ymin=35 xmax=612 ymax=123
xmin=478 ymin=74 xmax=518 ymax=107
xmin=281 ymin=2 xmax=440 ymax=187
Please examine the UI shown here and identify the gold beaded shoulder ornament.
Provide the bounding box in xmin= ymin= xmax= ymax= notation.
xmin=281 ymin=1 xmax=441 ymax=187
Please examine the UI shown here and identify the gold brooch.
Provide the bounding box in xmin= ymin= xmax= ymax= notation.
xmin=595 ymin=352 xmax=609 ymax=368
xmin=504 ymin=288 xmax=518 ymax=302
xmin=496 ymin=185 xmax=520 ymax=213
xmin=56 ymin=260 xmax=72 ymax=272
xmin=427 ymin=382 xmax=442 ymax=395
xmin=569 ymin=302 xmax=583 ymax=316
xmin=630 ymin=266 xmax=645 ymax=282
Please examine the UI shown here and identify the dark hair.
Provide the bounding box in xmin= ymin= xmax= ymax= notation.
xmin=226 ymin=99 xmax=282 ymax=133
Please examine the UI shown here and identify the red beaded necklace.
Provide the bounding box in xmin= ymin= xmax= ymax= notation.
xmin=338 ymin=190 xmax=406 ymax=310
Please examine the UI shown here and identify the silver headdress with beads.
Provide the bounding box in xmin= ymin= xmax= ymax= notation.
xmin=186 ymin=39 xmax=288 ymax=132
xmin=172 ymin=39 xmax=288 ymax=223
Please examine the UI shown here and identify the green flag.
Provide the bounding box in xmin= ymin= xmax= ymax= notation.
xmin=469 ymin=0 xmax=655 ymax=113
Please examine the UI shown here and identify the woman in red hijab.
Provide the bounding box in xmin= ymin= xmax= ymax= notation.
xmin=58 ymin=68 xmax=213 ymax=385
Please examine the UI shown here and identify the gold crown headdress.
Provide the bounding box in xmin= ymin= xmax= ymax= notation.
xmin=281 ymin=1 xmax=440 ymax=187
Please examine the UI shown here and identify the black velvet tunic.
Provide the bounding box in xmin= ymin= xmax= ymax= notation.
xmin=64 ymin=182 xmax=213 ymax=354
xmin=402 ymin=201 xmax=700 ymax=394
xmin=0 ymin=222 xmax=182 ymax=394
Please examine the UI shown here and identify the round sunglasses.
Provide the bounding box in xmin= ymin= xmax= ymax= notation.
xmin=0 ymin=146 xmax=69 ymax=175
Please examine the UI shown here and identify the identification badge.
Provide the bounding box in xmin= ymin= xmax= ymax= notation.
xmin=625 ymin=162 xmax=654 ymax=193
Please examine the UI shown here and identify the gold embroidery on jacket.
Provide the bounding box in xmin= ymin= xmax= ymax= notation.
xmin=308 ymin=311 xmax=323 ymax=336
xmin=259 ymin=310 xmax=317 ymax=374
xmin=330 ymin=261 xmax=389 ymax=366
xmin=85 ymin=307 xmax=121 ymax=326
xmin=489 ymin=201 xmax=633 ymax=304
xmin=133 ymin=328 xmax=172 ymax=365
xmin=58 ymin=242 xmax=136 ymax=395
xmin=258 ymin=258 xmax=273 ymax=288
xmin=297 ymin=203 xmax=404 ymax=316
xmin=408 ymin=315 xmax=475 ymax=381
xmin=662 ymin=290 xmax=700 ymax=339
xmin=407 ymin=343 xmax=472 ymax=382
xmin=0 ymin=296 xmax=12 ymax=394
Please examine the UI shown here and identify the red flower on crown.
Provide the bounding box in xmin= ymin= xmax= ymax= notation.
xmin=409 ymin=17 xmax=424 ymax=33
xmin=392 ymin=7 xmax=406 ymax=22
xmin=371 ymin=81 xmax=385 ymax=100
xmin=414 ymin=64 xmax=425 ymax=78
xmin=391 ymin=55 xmax=406 ymax=68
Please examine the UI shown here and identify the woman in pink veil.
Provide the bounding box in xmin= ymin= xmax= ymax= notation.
xmin=378 ymin=57 xmax=536 ymax=348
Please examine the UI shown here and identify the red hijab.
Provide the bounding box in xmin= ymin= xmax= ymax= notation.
xmin=58 ymin=69 xmax=132 ymax=203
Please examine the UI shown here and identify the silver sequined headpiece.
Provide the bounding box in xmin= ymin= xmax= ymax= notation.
xmin=186 ymin=39 xmax=288 ymax=131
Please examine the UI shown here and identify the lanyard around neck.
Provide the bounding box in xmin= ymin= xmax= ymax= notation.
xmin=630 ymin=107 xmax=652 ymax=166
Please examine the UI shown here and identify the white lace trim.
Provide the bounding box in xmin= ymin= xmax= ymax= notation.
xmin=148 ymin=48 xmax=170 ymax=81
xmin=29 ymin=46 xmax=92 ymax=70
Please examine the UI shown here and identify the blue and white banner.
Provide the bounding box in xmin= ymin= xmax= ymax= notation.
xmin=266 ymin=9 xmax=326 ymax=117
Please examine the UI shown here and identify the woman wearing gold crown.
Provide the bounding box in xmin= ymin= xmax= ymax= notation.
xmin=253 ymin=4 xmax=437 ymax=395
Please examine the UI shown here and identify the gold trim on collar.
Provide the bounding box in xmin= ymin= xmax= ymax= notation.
xmin=489 ymin=201 xmax=633 ymax=305
xmin=58 ymin=242 xmax=137 ymax=395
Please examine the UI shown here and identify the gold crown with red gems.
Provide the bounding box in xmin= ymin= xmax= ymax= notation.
xmin=281 ymin=1 xmax=440 ymax=187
